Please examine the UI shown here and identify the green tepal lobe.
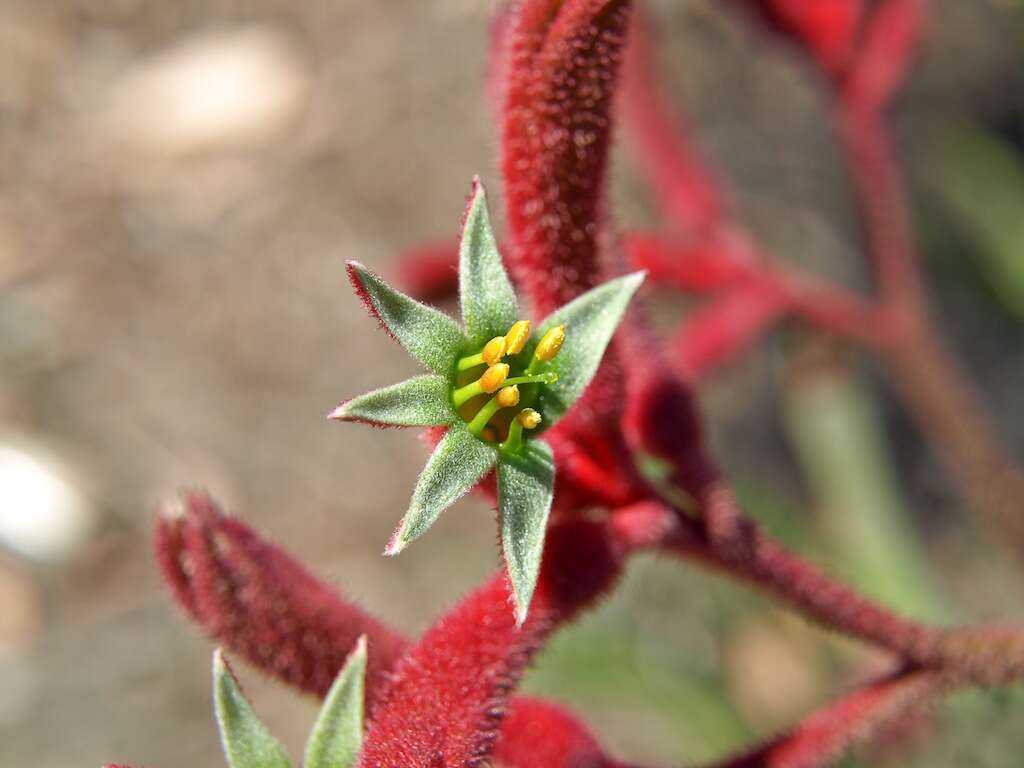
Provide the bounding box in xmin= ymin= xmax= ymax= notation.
xmin=330 ymin=375 xmax=456 ymax=427
xmin=303 ymin=636 xmax=367 ymax=768
xmin=498 ymin=439 xmax=555 ymax=625
xmin=387 ymin=425 xmax=498 ymax=555
xmin=458 ymin=180 xmax=519 ymax=347
xmin=213 ymin=650 xmax=292 ymax=768
xmin=532 ymin=272 xmax=645 ymax=425
xmin=348 ymin=261 xmax=466 ymax=376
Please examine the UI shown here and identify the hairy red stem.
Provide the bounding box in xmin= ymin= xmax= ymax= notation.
xmin=502 ymin=0 xmax=633 ymax=314
xmin=357 ymin=517 xmax=624 ymax=768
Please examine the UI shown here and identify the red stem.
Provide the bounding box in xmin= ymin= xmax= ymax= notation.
xmin=702 ymin=667 xmax=943 ymax=768
xmin=834 ymin=0 xmax=1024 ymax=558
xmin=613 ymin=491 xmax=1024 ymax=688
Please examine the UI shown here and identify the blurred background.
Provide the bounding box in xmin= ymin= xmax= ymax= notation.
xmin=2 ymin=1 xmax=1024 ymax=766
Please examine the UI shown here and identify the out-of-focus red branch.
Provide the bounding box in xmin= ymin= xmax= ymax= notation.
xmin=625 ymin=231 xmax=891 ymax=376
xmin=832 ymin=0 xmax=1024 ymax=558
xmin=620 ymin=11 xmax=725 ymax=239
xmin=737 ymin=0 xmax=865 ymax=81
xmin=395 ymin=240 xmax=460 ymax=303
xmin=609 ymin=491 xmax=1024 ymax=690
xmin=670 ymin=282 xmax=789 ymax=380
xmin=702 ymin=668 xmax=942 ymax=768
xmin=618 ymin=13 xmax=894 ymax=379
xmin=622 ymin=0 xmax=1024 ymax=559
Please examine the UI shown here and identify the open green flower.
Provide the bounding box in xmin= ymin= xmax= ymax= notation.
xmin=331 ymin=180 xmax=643 ymax=623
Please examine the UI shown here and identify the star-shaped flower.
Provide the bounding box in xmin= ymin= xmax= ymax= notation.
xmin=331 ymin=179 xmax=643 ymax=622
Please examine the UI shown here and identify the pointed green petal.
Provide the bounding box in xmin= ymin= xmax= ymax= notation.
xmin=303 ymin=636 xmax=367 ymax=768
xmin=386 ymin=426 xmax=497 ymax=555
xmin=534 ymin=272 xmax=645 ymax=425
xmin=347 ymin=261 xmax=466 ymax=375
xmin=329 ymin=375 xmax=455 ymax=427
xmin=459 ymin=180 xmax=518 ymax=346
xmin=213 ymin=650 xmax=292 ymax=768
xmin=498 ymin=439 xmax=554 ymax=625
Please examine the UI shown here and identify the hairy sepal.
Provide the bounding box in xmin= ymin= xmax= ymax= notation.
xmin=459 ymin=178 xmax=518 ymax=346
xmin=498 ymin=439 xmax=555 ymax=624
xmin=303 ymin=637 xmax=367 ymax=768
xmin=330 ymin=375 xmax=455 ymax=427
xmin=387 ymin=426 xmax=498 ymax=555
xmin=213 ymin=650 xmax=292 ymax=768
xmin=346 ymin=260 xmax=466 ymax=375
xmin=533 ymin=272 xmax=645 ymax=424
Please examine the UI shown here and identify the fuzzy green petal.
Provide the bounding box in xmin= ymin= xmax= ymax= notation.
xmin=498 ymin=439 xmax=555 ymax=625
xmin=330 ymin=375 xmax=455 ymax=427
xmin=459 ymin=181 xmax=518 ymax=345
xmin=303 ymin=636 xmax=366 ymax=768
xmin=534 ymin=272 xmax=645 ymax=425
xmin=213 ymin=650 xmax=292 ymax=768
xmin=348 ymin=261 xmax=466 ymax=375
xmin=386 ymin=425 xmax=498 ymax=555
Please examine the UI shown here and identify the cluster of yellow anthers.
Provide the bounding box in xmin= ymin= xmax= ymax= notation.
xmin=452 ymin=320 xmax=565 ymax=452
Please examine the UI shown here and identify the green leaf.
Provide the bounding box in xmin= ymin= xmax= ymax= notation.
xmin=213 ymin=650 xmax=292 ymax=768
xmin=929 ymin=124 xmax=1024 ymax=318
xmin=303 ymin=636 xmax=367 ymax=768
xmin=386 ymin=425 xmax=497 ymax=554
xmin=329 ymin=375 xmax=455 ymax=427
xmin=459 ymin=181 xmax=518 ymax=345
xmin=498 ymin=439 xmax=555 ymax=625
xmin=348 ymin=261 xmax=466 ymax=375
xmin=533 ymin=272 xmax=645 ymax=424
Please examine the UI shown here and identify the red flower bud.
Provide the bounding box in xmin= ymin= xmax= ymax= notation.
xmin=502 ymin=0 xmax=633 ymax=314
xmin=154 ymin=491 xmax=407 ymax=710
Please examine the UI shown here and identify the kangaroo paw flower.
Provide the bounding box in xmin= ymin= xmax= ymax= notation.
xmin=335 ymin=178 xmax=643 ymax=621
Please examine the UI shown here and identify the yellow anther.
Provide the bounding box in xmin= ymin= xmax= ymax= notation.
xmin=534 ymin=325 xmax=566 ymax=361
xmin=504 ymin=320 xmax=531 ymax=355
xmin=517 ymin=408 xmax=542 ymax=429
xmin=496 ymin=385 xmax=520 ymax=408
xmin=482 ymin=336 xmax=507 ymax=366
xmin=479 ymin=363 xmax=510 ymax=393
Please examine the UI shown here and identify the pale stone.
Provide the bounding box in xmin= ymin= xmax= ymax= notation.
xmin=99 ymin=25 xmax=307 ymax=155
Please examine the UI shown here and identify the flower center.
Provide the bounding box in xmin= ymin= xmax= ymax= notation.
xmin=452 ymin=319 xmax=565 ymax=452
